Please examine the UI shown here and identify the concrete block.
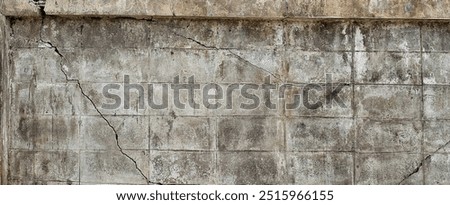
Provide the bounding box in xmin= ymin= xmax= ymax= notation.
xmin=11 ymin=115 xmax=50 ymax=150
xmin=355 ymin=22 xmax=421 ymax=51
xmin=80 ymin=116 xmax=117 ymax=150
xmin=80 ymin=150 xmax=149 ymax=184
xmin=424 ymin=153 xmax=450 ymax=185
xmin=423 ymin=53 xmax=450 ymax=85
xmin=150 ymin=116 xmax=215 ymax=151
xmin=7 ymin=150 xmax=35 ymax=181
xmin=218 ymin=117 xmax=283 ymax=151
xmin=424 ymin=120 xmax=450 ymax=153
xmin=422 ymin=22 xmax=450 ymax=52
xmin=218 ymin=152 xmax=287 ymax=184
xmin=49 ymin=83 xmax=82 ymax=115
xmin=11 ymin=115 xmax=79 ymax=151
xmin=217 ymin=49 xmax=282 ymax=84
xmin=424 ymin=86 xmax=450 ymax=120
xmin=356 ymin=119 xmax=422 ymax=152
xmin=284 ymin=84 xmax=353 ymax=118
xmin=287 ymin=152 xmax=353 ymax=185
xmin=148 ymin=49 xmax=219 ymax=83
xmin=216 ymin=20 xmax=283 ymax=49
xmin=286 ymin=51 xmax=352 ymax=83
xmin=81 ymin=18 xmax=151 ymax=48
xmin=45 ymin=0 xmax=173 ymax=16
xmin=355 ymin=52 xmax=422 ymax=85
xmin=151 ymin=19 xmax=218 ymax=49
xmin=355 ymin=153 xmax=423 ymax=185
xmin=150 ymin=151 xmax=215 ymax=184
xmin=206 ymin=0 xmax=284 ymax=18
xmin=355 ymin=85 xmax=422 ymax=119
xmin=11 ymin=83 xmax=53 ymax=116
xmin=8 ymin=18 xmax=41 ymax=48
xmin=285 ymin=0 xmax=354 ymax=18
xmin=173 ymin=0 xmax=208 ymax=16
xmin=11 ymin=48 xmax=66 ymax=83
xmin=353 ymin=0 xmax=431 ymax=18
xmin=77 ymin=48 xmax=149 ymax=83
xmin=286 ymin=21 xmax=352 ymax=51
xmin=41 ymin=17 xmax=83 ymax=48
xmin=107 ymin=116 xmax=150 ymax=150
xmin=286 ymin=118 xmax=354 ymax=152
xmin=0 ymin=0 xmax=41 ymax=16
xmin=33 ymin=151 xmax=79 ymax=182
xmin=216 ymin=83 xmax=281 ymax=116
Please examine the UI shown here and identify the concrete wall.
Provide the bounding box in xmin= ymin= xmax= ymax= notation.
xmin=1 ymin=0 xmax=450 ymax=185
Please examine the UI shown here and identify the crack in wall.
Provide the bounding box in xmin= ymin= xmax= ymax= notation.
xmin=36 ymin=17 xmax=151 ymax=185
xmin=168 ymin=28 xmax=282 ymax=81
xmin=399 ymin=140 xmax=450 ymax=184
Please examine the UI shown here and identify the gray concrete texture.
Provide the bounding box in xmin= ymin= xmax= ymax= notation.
xmin=0 ymin=0 xmax=450 ymax=185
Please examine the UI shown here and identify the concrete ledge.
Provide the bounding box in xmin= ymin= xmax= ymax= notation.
xmin=0 ymin=0 xmax=41 ymax=16
xmin=1 ymin=0 xmax=449 ymax=19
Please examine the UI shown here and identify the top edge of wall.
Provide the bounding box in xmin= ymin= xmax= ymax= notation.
xmin=1 ymin=0 xmax=449 ymax=20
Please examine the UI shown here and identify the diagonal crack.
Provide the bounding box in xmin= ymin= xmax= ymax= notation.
xmin=167 ymin=26 xmax=282 ymax=81
xmin=227 ymin=50 xmax=282 ymax=81
xmin=38 ymin=18 xmax=151 ymax=185
xmin=398 ymin=139 xmax=450 ymax=184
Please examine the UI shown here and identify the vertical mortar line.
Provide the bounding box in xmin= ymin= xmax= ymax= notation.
xmin=214 ymin=114 xmax=218 ymax=184
xmin=419 ymin=22 xmax=425 ymax=185
xmin=148 ymin=115 xmax=151 ymax=184
xmin=78 ymin=116 xmax=81 ymax=185
xmin=212 ymin=31 xmax=219 ymax=184
xmin=1 ymin=17 xmax=11 ymax=185
xmin=350 ymin=19 xmax=357 ymax=185
xmin=147 ymin=19 xmax=153 ymax=184
xmin=281 ymin=18 xmax=288 ymax=183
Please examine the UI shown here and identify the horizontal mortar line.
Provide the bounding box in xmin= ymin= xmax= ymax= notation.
xmin=354 ymin=50 xmax=422 ymax=53
xmin=422 ymin=84 xmax=450 ymax=87
xmin=10 ymin=45 xmax=447 ymax=53
xmin=218 ymin=114 xmax=351 ymax=118
xmin=150 ymin=149 xmax=215 ymax=153
xmin=421 ymin=119 xmax=450 ymax=122
xmin=14 ymin=15 xmax=450 ymax=22
xmin=354 ymin=117 xmax=422 ymax=121
xmin=10 ymin=46 xmax=450 ymax=54
xmin=9 ymin=114 xmax=433 ymax=120
xmin=6 ymin=149 xmax=431 ymax=155
xmin=284 ymin=150 xmax=355 ymax=153
xmin=7 ymin=179 xmax=80 ymax=184
xmin=421 ymin=51 xmax=450 ymax=54
xmin=8 ymin=148 xmax=81 ymax=152
xmin=352 ymin=118 xmax=424 ymax=122
xmin=353 ymin=151 xmax=423 ymax=154
xmin=79 ymin=181 xmax=150 ymax=185
xmin=5 ymin=149 xmax=444 ymax=154
xmin=423 ymin=151 xmax=450 ymax=155
xmin=422 ymin=118 xmax=450 ymax=121
xmin=354 ymin=83 xmax=424 ymax=86
xmin=280 ymin=115 xmax=354 ymax=120
xmin=285 ymin=151 xmax=423 ymax=155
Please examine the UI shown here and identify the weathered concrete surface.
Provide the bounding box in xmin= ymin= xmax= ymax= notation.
xmin=1 ymin=0 xmax=450 ymax=19
xmin=1 ymin=14 xmax=450 ymax=185
xmin=0 ymin=14 xmax=5 ymax=185
xmin=0 ymin=0 xmax=41 ymax=16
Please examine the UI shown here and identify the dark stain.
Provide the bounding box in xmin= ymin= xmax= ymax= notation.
xmin=234 ymin=154 xmax=277 ymax=185
xmin=41 ymin=159 xmax=50 ymax=174
xmin=245 ymin=124 xmax=265 ymax=145
xmin=342 ymin=53 xmax=349 ymax=64
xmin=218 ymin=119 xmax=241 ymax=151
xmin=370 ymin=71 xmax=381 ymax=82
